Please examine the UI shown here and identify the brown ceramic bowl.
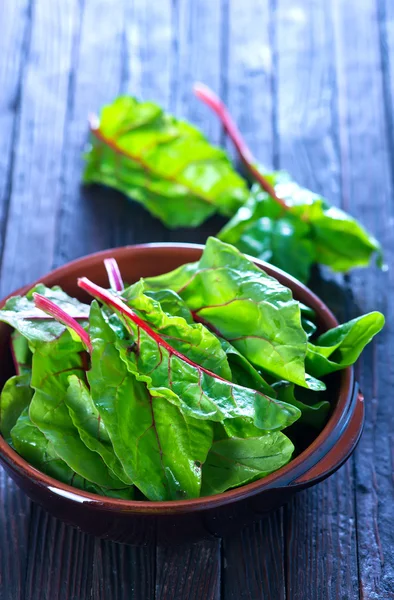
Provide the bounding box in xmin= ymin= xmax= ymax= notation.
xmin=0 ymin=244 xmax=364 ymax=543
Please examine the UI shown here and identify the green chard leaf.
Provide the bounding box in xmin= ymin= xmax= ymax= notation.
xmin=11 ymin=409 xmax=133 ymax=499
xmin=88 ymin=301 xmax=213 ymax=501
xmin=201 ymin=433 xmax=294 ymax=496
xmin=306 ymin=312 xmax=385 ymax=377
xmin=83 ymin=96 xmax=249 ymax=228
xmin=65 ymin=375 xmax=132 ymax=485
xmin=0 ymin=284 xmax=89 ymax=344
xmin=81 ymin=280 xmax=301 ymax=435
xmin=142 ymin=237 xmax=324 ymax=391
xmin=28 ymin=331 xmax=132 ymax=494
xmin=217 ymin=337 xmax=273 ymax=395
xmin=0 ymin=374 xmax=33 ymax=443
xmin=10 ymin=332 xmax=32 ymax=375
xmin=272 ymin=381 xmax=330 ymax=431
xmin=219 ymin=174 xmax=382 ymax=283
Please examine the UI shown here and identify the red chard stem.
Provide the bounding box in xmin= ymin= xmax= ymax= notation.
xmin=104 ymin=258 xmax=124 ymax=292
xmin=77 ymin=277 xmax=228 ymax=381
xmin=33 ymin=293 xmax=92 ymax=353
xmin=193 ymin=82 xmax=288 ymax=210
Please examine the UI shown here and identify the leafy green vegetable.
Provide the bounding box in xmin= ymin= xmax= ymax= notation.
xmin=0 ymin=284 xmax=89 ymax=344
xmin=193 ymin=83 xmax=382 ymax=282
xmin=0 ymin=243 xmax=384 ymax=501
xmin=65 ymin=375 xmax=132 ymax=485
xmin=83 ymin=96 xmax=249 ymax=228
xmin=80 ymin=278 xmax=301 ymax=434
xmin=10 ymin=332 xmax=32 ymax=375
xmin=143 ymin=237 xmax=324 ymax=390
xmin=201 ymin=433 xmax=294 ymax=496
xmin=87 ymin=301 xmax=213 ymax=500
xmin=306 ymin=312 xmax=385 ymax=377
xmin=217 ymin=337 xmax=273 ymax=395
xmin=219 ymin=178 xmax=382 ymax=283
xmin=11 ymin=409 xmax=133 ymax=499
xmin=273 ymin=381 xmax=330 ymax=431
xmin=0 ymin=374 xmax=33 ymax=443
xmin=28 ymin=332 xmax=132 ymax=493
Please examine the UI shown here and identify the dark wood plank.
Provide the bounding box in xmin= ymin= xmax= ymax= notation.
xmin=0 ymin=469 xmax=31 ymax=600
xmin=1 ymin=1 xmax=101 ymax=595
xmin=156 ymin=540 xmax=221 ymax=600
xmin=0 ymin=0 xmax=80 ymax=297
xmin=54 ymin=0 xmax=126 ymax=267
xmin=225 ymin=0 xmax=274 ymax=165
xmin=0 ymin=0 xmax=31 ymax=255
xmin=285 ymin=466 xmax=359 ymax=599
xmin=222 ymin=3 xmax=288 ymax=599
xmin=24 ymin=505 xmax=95 ymax=600
xmin=274 ymin=1 xmax=361 ymax=598
xmin=0 ymin=2 xmax=34 ymax=599
xmin=332 ymin=0 xmax=394 ymax=596
xmin=222 ymin=511 xmax=286 ymax=600
xmin=171 ymin=0 xmax=223 ymax=143
xmin=91 ymin=538 xmax=155 ymax=600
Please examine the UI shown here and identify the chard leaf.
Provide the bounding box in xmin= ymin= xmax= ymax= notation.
xmin=11 ymin=332 xmax=32 ymax=375
xmin=28 ymin=332 xmax=131 ymax=492
xmin=0 ymin=284 xmax=89 ymax=344
xmin=217 ymin=337 xmax=273 ymax=395
xmin=306 ymin=312 xmax=385 ymax=377
xmin=143 ymin=237 xmax=324 ymax=391
xmin=65 ymin=375 xmax=132 ymax=485
xmin=124 ymin=280 xmax=232 ymax=380
xmin=88 ymin=302 xmax=213 ymax=501
xmin=145 ymin=289 xmax=194 ymax=323
xmin=219 ymin=176 xmax=382 ymax=282
xmin=83 ymin=96 xmax=249 ymax=228
xmin=80 ymin=281 xmax=301 ymax=434
xmin=201 ymin=433 xmax=294 ymax=495
xmin=0 ymin=374 xmax=33 ymax=443
xmin=273 ymin=381 xmax=330 ymax=431
xmin=11 ymin=409 xmax=133 ymax=499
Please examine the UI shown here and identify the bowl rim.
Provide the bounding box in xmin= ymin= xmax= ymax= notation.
xmin=0 ymin=242 xmax=353 ymax=514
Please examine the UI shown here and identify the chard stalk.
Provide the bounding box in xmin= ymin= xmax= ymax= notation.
xmin=193 ymin=82 xmax=288 ymax=210
xmin=104 ymin=258 xmax=124 ymax=292
xmin=33 ymin=293 xmax=92 ymax=353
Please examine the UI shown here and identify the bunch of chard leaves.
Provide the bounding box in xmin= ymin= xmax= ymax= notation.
xmin=83 ymin=86 xmax=382 ymax=283
xmin=83 ymin=96 xmax=249 ymax=228
xmin=0 ymin=239 xmax=384 ymax=501
xmin=218 ymin=176 xmax=382 ymax=283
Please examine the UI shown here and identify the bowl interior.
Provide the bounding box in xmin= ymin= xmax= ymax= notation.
xmin=0 ymin=243 xmax=350 ymax=511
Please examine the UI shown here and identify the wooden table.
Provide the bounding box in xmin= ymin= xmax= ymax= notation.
xmin=0 ymin=1 xmax=393 ymax=598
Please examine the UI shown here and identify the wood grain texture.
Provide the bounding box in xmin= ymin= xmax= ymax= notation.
xmin=285 ymin=466 xmax=359 ymax=600
xmin=0 ymin=469 xmax=31 ymax=600
xmin=0 ymin=0 xmax=31 ymax=256
xmin=225 ymin=0 xmax=274 ymax=165
xmin=275 ymin=1 xmax=361 ymax=598
xmin=166 ymin=0 xmax=227 ymax=244
xmin=0 ymin=0 xmax=80 ymax=296
xmin=91 ymin=538 xmax=155 ymax=600
xmin=0 ymin=3 xmax=34 ymax=599
xmin=54 ymin=0 xmax=126 ymax=266
xmin=24 ymin=505 xmax=95 ymax=600
xmin=222 ymin=511 xmax=286 ymax=600
xmin=156 ymin=540 xmax=221 ymax=600
xmin=332 ymin=0 xmax=394 ymax=597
